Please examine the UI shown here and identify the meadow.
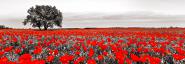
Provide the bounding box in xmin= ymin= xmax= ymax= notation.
xmin=0 ymin=28 xmax=185 ymax=64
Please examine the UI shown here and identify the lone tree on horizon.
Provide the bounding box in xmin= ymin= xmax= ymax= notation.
xmin=23 ymin=5 xmax=63 ymax=30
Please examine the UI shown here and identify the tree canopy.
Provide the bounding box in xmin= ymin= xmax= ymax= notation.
xmin=23 ymin=5 xmax=63 ymax=30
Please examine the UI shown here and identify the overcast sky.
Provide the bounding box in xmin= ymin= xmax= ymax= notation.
xmin=1 ymin=0 xmax=185 ymax=28
xmin=1 ymin=0 xmax=185 ymax=17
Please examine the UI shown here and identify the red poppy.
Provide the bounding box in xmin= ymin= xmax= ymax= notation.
xmin=107 ymin=38 xmax=112 ymax=42
xmin=47 ymin=55 xmax=54 ymax=62
xmin=88 ymin=48 xmax=94 ymax=57
xmin=97 ymin=55 xmax=104 ymax=60
xmin=82 ymin=44 xmax=87 ymax=52
xmin=90 ymin=41 xmax=97 ymax=46
xmin=4 ymin=46 xmax=13 ymax=52
xmin=59 ymin=54 xmax=74 ymax=64
xmin=103 ymin=51 xmax=108 ymax=56
xmin=117 ymin=39 xmax=123 ymax=43
xmin=53 ymin=50 xmax=58 ymax=55
xmin=60 ymin=56 xmax=69 ymax=63
xmin=153 ymin=57 xmax=161 ymax=63
xmin=54 ymin=41 xmax=60 ymax=46
xmin=140 ymin=54 xmax=150 ymax=63
xmin=148 ymin=57 xmax=161 ymax=64
xmin=74 ymin=45 xmax=80 ymax=50
xmin=19 ymin=54 xmax=32 ymax=63
xmin=73 ymin=60 xmax=79 ymax=64
xmin=117 ymin=58 xmax=124 ymax=64
xmin=32 ymin=59 xmax=45 ymax=64
xmin=8 ymin=61 xmax=16 ymax=64
xmin=33 ymin=46 xmax=42 ymax=54
xmin=99 ymin=44 xmax=107 ymax=50
xmin=75 ymin=51 xmax=80 ymax=55
xmin=37 ymin=42 xmax=41 ymax=46
xmin=87 ymin=59 xmax=96 ymax=64
xmin=21 ymin=44 xmax=26 ymax=48
xmin=137 ymin=47 xmax=143 ymax=53
xmin=15 ymin=48 xmax=21 ymax=54
xmin=175 ymin=47 xmax=185 ymax=55
xmin=173 ymin=54 xmax=185 ymax=61
xmin=0 ymin=57 xmax=9 ymax=63
xmin=0 ymin=51 xmax=4 ymax=56
xmin=111 ymin=44 xmax=117 ymax=52
xmin=74 ymin=56 xmax=85 ymax=64
xmin=130 ymin=54 xmax=140 ymax=62
xmin=125 ymin=58 xmax=132 ymax=64
xmin=29 ymin=40 xmax=33 ymax=44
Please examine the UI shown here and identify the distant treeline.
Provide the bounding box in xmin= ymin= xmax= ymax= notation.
xmin=0 ymin=25 xmax=11 ymax=29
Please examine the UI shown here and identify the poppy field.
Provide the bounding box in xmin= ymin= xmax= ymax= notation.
xmin=0 ymin=28 xmax=185 ymax=64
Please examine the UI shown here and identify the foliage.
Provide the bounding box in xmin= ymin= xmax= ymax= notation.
xmin=23 ymin=5 xmax=63 ymax=30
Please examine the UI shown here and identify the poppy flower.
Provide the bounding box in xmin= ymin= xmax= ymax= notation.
xmin=47 ymin=55 xmax=54 ymax=62
xmin=74 ymin=56 xmax=85 ymax=64
xmin=103 ymin=51 xmax=108 ymax=56
xmin=60 ymin=56 xmax=69 ymax=64
xmin=12 ymin=38 xmax=18 ymax=43
xmin=111 ymin=44 xmax=117 ymax=52
xmin=8 ymin=61 xmax=16 ymax=64
xmin=125 ymin=58 xmax=132 ymax=64
xmin=33 ymin=47 xmax=42 ymax=54
xmin=130 ymin=54 xmax=140 ymax=62
xmin=148 ymin=57 xmax=161 ymax=64
xmin=87 ymin=59 xmax=96 ymax=64
xmin=173 ymin=54 xmax=185 ymax=61
xmin=99 ymin=44 xmax=107 ymax=51
xmin=117 ymin=39 xmax=123 ymax=43
xmin=54 ymin=41 xmax=60 ymax=46
xmin=115 ymin=51 xmax=125 ymax=63
xmin=137 ymin=47 xmax=143 ymax=52
xmin=4 ymin=46 xmax=13 ymax=52
xmin=59 ymin=54 xmax=74 ymax=64
xmin=29 ymin=40 xmax=33 ymax=44
xmin=117 ymin=58 xmax=124 ymax=64
xmin=32 ymin=59 xmax=45 ymax=64
xmin=53 ymin=50 xmax=58 ymax=55
xmin=75 ymin=51 xmax=80 ymax=55
xmin=175 ymin=47 xmax=185 ymax=55
xmin=88 ymin=48 xmax=94 ymax=57
xmin=73 ymin=60 xmax=79 ymax=64
xmin=97 ymin=55 xmax=104 ymax=60
xmin=90 ymin=41 xmax=97 ymax=46
xmin=82 ymin=44 xmax=87 ymax=52
xmin=107 ymin=38 xmax=112 ymax=42
xmin=140 ymin=54 xmax=150 ymax=63
xmin=0 ymin=57 xmax=9 ymax=63
xmin=0 ymin=51 xmax=4 ymax=56
xmin=15 ymin=48 xmax=21 ymax=54
xmin=19 ymin=54 xmax=32 ymax=63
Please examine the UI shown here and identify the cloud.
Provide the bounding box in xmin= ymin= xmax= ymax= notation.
xmin=64 ymin=11 xmax=185 ymax=21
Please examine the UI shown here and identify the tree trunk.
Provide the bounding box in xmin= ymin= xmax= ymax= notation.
xmin=38 ymin=21 xmax=41 ymax=30
xmin=38 ymin=26 xmax=41 ymax=30
xmin=44 ymin=26 xmax=47 ymax=30
xmin=43 ymin=21 xmax=48 ymax=30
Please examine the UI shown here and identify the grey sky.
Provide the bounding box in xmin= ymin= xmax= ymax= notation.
xmin=0 ymin=0 xmax=185 ymax=28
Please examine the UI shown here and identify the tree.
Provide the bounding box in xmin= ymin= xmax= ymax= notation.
xmin=23 ymin=5 xmax=63 ymax=30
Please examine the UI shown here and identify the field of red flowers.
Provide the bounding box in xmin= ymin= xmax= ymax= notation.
xmin=0 ymin=28 xmax=185 ymax=64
